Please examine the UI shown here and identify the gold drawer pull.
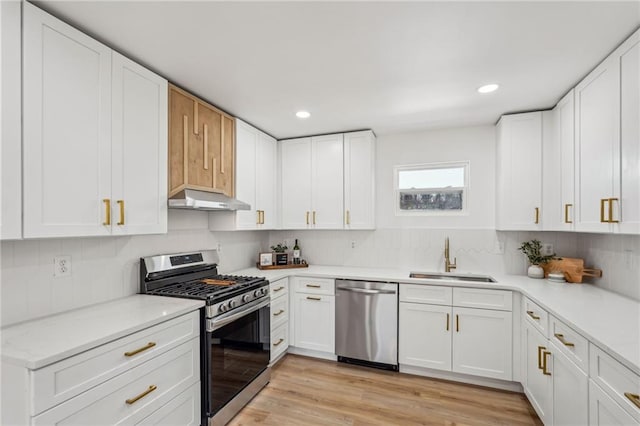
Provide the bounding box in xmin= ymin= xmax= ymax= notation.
xmin=273 ymin=338 xmax=285 ymax=347
xmin=306 ymin=296 xmax=321 ymax=301
xmin=527 ymin=310 xmax=540 ymax=320
xmin=554 ymin=333 xmax=575 ymax=347
xmin=273 ymin=286 xmax=285 ymax=292
xmin=125 ymin=385 xmax=157 ymax=405
xmin=542 ymin=350 xmax=552 ymax=376
xmin=624 ymin=393 xmax=640 ymax=409
xmin=306 ymin=284 xmax=321 ymax=288
xmin=124 ymin=342 xmax=156 ymax=357
xmin=273 ymin=309 xmax=285 ymax=316
xmin=538 ymin=346 xmax=546 ymax=369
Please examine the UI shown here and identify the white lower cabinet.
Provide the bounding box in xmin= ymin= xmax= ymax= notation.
xmin=590 ymin=380 xmax=638 ymax=426
xmin=136 ymin=382 xmax=200 ymax=426
xmin=551 ymin=341 xmax=589 ymax=426
xmin=398 ymin=285 xmax=513 ymax=382
xmin=291 ymin=277 xmax=335 ymax=354
xmin=523 ymin=322 xmax=553 ymax=424
xmin=270 ymin=278 xmax=290 ymax=363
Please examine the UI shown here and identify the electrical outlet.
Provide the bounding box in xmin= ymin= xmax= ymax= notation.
xmin=54 ymin=255 xmax=72 ymax=278
xmin=542 ymin=243 xmax=554 ymax=256
xmin=216 ymin=243 xmax=222 ymax=253
xmin=351 ymin=240 xmax=356 ymax=249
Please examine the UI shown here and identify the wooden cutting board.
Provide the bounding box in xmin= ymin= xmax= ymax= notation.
xmin=541 ymin=258 xmax=602 ymax=283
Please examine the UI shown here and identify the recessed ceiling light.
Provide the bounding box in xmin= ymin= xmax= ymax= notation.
xmin=296 ymin=110 xmax=311 ymax=119
xmin=477 ymin=83 xmax=499 ymax=94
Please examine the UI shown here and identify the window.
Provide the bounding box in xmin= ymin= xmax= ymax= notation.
xmin=394 ymin=161 xmax=469 ymax=215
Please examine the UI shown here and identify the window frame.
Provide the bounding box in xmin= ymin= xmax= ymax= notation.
xmin=393 ymin=161 xmax=470 ymax=216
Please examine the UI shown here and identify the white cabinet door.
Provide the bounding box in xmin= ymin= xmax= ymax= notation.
xmin=311 ymin=134 xmax=344 ymax=229
xmin=23 ymin=3 xmax=112 ymax=238
xmin=495 ymin=112 xmax=543 ymax=230
xmin=615 ymin=29 xmax=640 ymax=235
xmin=452 ymin=307 xmax=512 ymax=381
xmin=574 ymin=54 xmax=619 ymax=233
xmin=0 ymin=0 xmax=22 ymax=240
xmin=544 ymin=91 xmax=575 ymax=231
xmin=523 ymin=322 xmax=553 ymax=424
xmin=280 ymin=138 xmax=312 ymax=229
xmin=234 ymin=120 xmax=259 ymax=229
xmin=399 ymin=302 xmax=451 ymax=371
xmin=111 ymin=52 xmax=168 ymax=236
xmin=589 ymin=380 xmax=638 ymax=426
xmin=550 ymin=342 xmax=589 ymax=426
xmin=344 ymin=131 xmax=375 ymax=229
xmin=293 ymin=293 xmax=335 ymax=353
xmin=257 ymin=132 xmax=277 ymax=229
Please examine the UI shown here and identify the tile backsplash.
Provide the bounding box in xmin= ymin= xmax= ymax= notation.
xmin=0 ymin=210 xmax=268 ymax=326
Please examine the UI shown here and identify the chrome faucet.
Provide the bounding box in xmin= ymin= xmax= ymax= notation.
xmin=445 ymin=237 xmax=457 ymax=272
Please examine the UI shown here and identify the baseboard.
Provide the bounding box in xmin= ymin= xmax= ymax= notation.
xmin=287 ymin=346 xmax=338 ymax=361
xmin=400 ymin=364 xmax=523 ymax=393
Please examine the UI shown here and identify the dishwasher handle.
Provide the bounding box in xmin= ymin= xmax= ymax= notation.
xmin=336 ymin=286 xmax=396 ymax=295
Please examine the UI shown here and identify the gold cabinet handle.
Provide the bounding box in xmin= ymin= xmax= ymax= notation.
xmin=273 ymin=309 xmax=285 ymax=316
xmin=446 ymin=313 xmax=450 ymax=331
xmin=554 ymin=333 xmax=575 ymax=347
xmin=124 ymin=342 xmax=156 ymax=357
xmin=103 ymin=199 xmax=111 ymax=225
xmin=125 ymin=385 xmax=157 ymax=405
xmin=203 ymin=123 xmax=209 ymax=170
xmin=534 ymin=207 xmax=540 ymax=224
xmin=542 ymin=350 xmax=552 ymax=375
xmin=537 ymin=346 xmax=546 ymax=369
xmin=273 ymin=286 xmax=285 ymax=292
xmin=256 ymin=210 xmax=261 ymax=225
xmin=273 ymin=338 xmax=285 ymax=347
xmin=260 ymin=210 xmax=265 ymax=224
xmin=306 ymin=296 xmax=321 ymax=301
xmin=527 ymin=310 xmax=540 ymax=320
xmin=306 ymin=284 xmax=321 ymax=288
xmin=455 ymin=314 xmax=459 ymax=332
xmin=117 ymin=200 xmax=125 ymax=225
xmin=306 ymin=211 xmax=310 ymax=225
xmin=624 ymin=393 xmax=640 ymax=409
xmin=564 ymin=204 xmax=573 ymax=224
xmin=313 ymin=211 xmax=316 ymax=225
xmin=346 ymin=210 xmax=350 ymax=225
xmin=609 ymin=198 xmax=619 ymax=223
xmin=601 ymin=198 xmax=609 ymax=223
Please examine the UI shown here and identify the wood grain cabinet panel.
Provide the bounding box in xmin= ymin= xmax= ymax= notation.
xmin=168 ymin=84 xmax=235 ymax=198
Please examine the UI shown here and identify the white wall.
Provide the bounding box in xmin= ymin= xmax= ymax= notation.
xmin=0 ymin=210 xmax=268 ymax=326
xmin=376 ymin=125 xmax=496 ymax=229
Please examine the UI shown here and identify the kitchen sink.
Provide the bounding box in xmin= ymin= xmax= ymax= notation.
xmin=409 ymin=272 xmax=497 ymax=283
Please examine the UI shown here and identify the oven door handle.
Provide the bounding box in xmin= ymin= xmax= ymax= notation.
xmin=208 ymin=298 xmax=270 ymax=332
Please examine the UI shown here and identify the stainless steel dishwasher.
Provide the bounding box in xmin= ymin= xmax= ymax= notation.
xmin=335 ymin=279 xmax=399 ymax=371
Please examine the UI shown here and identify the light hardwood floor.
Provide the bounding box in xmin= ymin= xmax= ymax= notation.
xmin=229 ymin=355 xmax=542 ymax=426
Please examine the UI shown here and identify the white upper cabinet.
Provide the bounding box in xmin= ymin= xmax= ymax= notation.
xmin=280 ymin=135 xmax=343 ymax=229
xmin=543 ymin=91 xmax=575 ymax=231
xmin=496 ymin=112 xmax=543 ymax=231
xmin=0 ymin=1 xmax=22 ymax=240
xmin=23 ymin=3 xmax=168 ymax=238
xmin=344 ymin=131 xmax=375 ymax=229
xmin=210 ymin=120 xmax=277 ymax=230
xmin=575 ymin=28 xmax=640 ymax=234
xmin=23 ymin=2 xmax=113 ymax=238
xmin=111 ymin=52 xmax=168 ymax=236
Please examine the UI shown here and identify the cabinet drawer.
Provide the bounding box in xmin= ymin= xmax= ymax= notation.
xmin=271 ymin=323 xmax=289 ymax=363
xmin=33 ymin=337 xmax=200 ymax=425
xmin=295 ymin=277 xmax=335 ymax=295
xmin=453 ymin=288 xmax=512 ymax=311
xmin=549 ymin=315 xmax=589 ymax=372
xmin=136 ymin=382 xmax=200 ymax=426
xmin=590 ymin=344 xmax=640 ymax=422
xmin=524 ymin=297 xmax=549 ymax=337
xmin=31 ymin=310 xmax=199 ymax=415
xmin=270 ymin=278 xmax=289 ymax=300
xmin=271 ymin=295 xmax=289 ymax=331
xmin=400 ymin=284 xmax=452 ymax=305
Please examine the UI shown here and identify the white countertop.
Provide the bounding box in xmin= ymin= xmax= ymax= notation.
xmin=1 ymin=295 xmax=204 ymax=369
xmin=235 ymin=265 xmax=640 ymax=376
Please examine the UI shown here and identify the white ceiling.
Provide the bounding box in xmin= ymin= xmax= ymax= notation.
xmin=36 ymin=1 xmax=640 ymax=139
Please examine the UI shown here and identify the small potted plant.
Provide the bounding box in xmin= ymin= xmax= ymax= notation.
xmin=270 ymin=243 xmax=289 ymax=266
xmin=518 ymin=239 xmax=557 ymax=279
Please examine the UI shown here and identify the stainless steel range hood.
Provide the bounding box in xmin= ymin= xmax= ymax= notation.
xmin=168 ymin=189 xmax=250 ymax=211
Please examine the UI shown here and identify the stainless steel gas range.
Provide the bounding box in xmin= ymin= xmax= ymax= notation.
xmin=140 ymin=250 xmax=270 ymax=426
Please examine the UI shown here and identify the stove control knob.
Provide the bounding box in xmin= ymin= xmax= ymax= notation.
xmin=254 ymin=289 xmax=261 ymax=297
xmin=261 ymin=287 xmax=268 ymax=296
xmin=228 ymin=300 xmax=237 ymax=309
xmin=218 ymin=304 xmax=227 ymax=313
xmin=242 ymin=295 xmax=250 ymax=303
